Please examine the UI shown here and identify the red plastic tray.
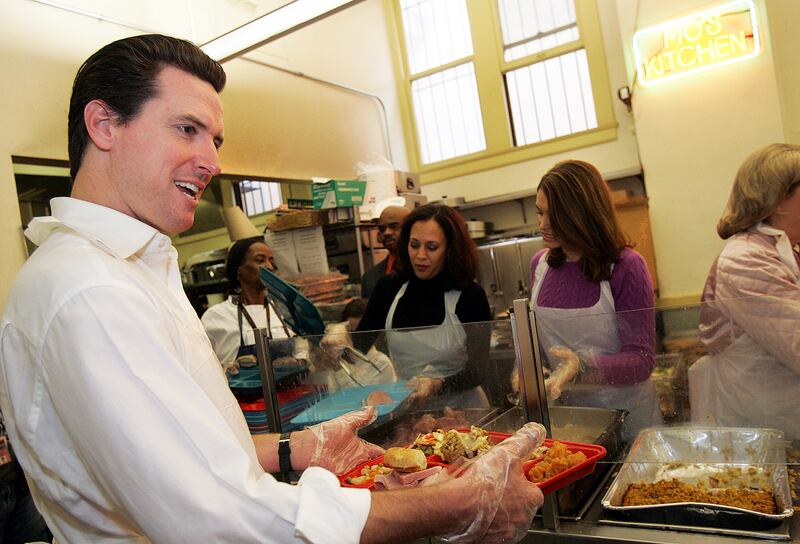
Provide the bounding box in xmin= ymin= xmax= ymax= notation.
xmin=522 ymin=439 xmax=606 ymax=495
xmin=338 ymin=455 xmax=448 ymax=489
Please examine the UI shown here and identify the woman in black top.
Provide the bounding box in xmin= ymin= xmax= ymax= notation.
xmin=356 ymin=204 xmax=492 ymax=407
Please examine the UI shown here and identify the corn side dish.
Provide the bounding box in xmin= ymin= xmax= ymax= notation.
xmin=346 ymin=464 xmax=393 ymax=485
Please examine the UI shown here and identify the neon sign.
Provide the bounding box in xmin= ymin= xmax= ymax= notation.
xmin=633 ymin=0 xmax=759 ymax=87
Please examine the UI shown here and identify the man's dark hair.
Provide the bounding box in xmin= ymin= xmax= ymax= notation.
xmin=397 ymin=204 xmax=479 ymax=289
xmin=68 ymin=34 xmax=226 ymax=179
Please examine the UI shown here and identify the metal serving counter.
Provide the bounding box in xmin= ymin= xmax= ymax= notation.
xmin=248 ymin=293 xmax=799 ymax=543
xmin=521 ymin=480 xmax=799 ymax=544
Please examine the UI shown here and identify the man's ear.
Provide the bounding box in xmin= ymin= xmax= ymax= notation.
xmin=84 ymin=99 xmax=116 ymax=151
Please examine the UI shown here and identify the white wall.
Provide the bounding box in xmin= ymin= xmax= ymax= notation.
xmin=615 ymin=0 xmax=785 ymax=299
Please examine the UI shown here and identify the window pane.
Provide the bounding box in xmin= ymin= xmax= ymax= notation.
xmin=400 ymin=0 xmax=473 ymax=74
xmin=505 ymin=49 xmax=597 ymax=146
xmin=497 ymin=0 xmax=579 ymax=62
xmin=239 ymin=180 xmax=283 ymax=217
xmin=411 ymin=63 xmax=487 ymax=164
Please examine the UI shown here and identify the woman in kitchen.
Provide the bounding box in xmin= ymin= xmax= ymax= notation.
xmin=693 ymin=143 xmax=800 ymax=438
xmin=201 ymin=237 xmax=296 ymax=374
xmin=529 ymin=159 xmax=659 ymax=441
xmin=356 ymin=204 xmax=492 ymax=408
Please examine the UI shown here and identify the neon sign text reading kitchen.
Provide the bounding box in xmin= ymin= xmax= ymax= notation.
xmin=633 ymin=0 xmax=759 ymax=87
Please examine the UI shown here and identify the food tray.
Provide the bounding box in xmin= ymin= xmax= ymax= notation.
xmin=422 ymin=430 xmax=511 ymax=464
xmin=484 ymin=406 xmax=625 ymax=518
xmin=338 ymin=454 xmax=448 ymax=489
xmin=290 ymin=382 xmax=412 ymax=426
xmin=259 ymin=267 xmax=326 ymax=336
xmin=523 ymin=439 xmax=607 ymax=495
xmin=339 ymin=454 xmax=389 ymax=489
xmin=601 ymin=427 xmax=794 ymax=531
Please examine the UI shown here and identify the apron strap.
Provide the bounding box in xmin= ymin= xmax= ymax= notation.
xmin=530 ymin=250 xmax=550 ymax=305
xmin=385 ymin=282 xmax=409 ymax=330
xmin=237 ymin=296 xmax=291 ymax=347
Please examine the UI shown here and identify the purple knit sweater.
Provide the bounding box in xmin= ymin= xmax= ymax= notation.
xmin=530 ymin=248 xmax=655 ymax=385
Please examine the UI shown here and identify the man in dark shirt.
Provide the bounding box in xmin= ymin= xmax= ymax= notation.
xmin=361 ymin=205 xmax=410 ymax=298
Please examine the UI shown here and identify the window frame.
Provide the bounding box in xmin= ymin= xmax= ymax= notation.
xmin=385 ymin=0 xmax=617 ymax=184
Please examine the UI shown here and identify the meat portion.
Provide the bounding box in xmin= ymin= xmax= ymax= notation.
xmin=374 ymin=466 xmax=443 ymax=490
xmin=365 ymin=390 xmax=393 ymax=406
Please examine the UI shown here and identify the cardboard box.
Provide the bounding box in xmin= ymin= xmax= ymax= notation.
xmin=312 ymin=178 xmax=367 ymax=209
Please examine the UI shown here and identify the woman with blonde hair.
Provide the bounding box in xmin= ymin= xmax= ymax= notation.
xmin=529 ymin=160 xmax=658 ymax=441
xmin=693 ymin=143 xmax=800 ymax=437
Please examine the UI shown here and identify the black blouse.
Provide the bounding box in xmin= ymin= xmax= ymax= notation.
xmin=356 ymin=271 xmax=491 ymax=395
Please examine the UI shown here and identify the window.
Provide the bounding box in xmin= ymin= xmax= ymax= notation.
xmin=388 ymin=0 xmax=616 ymax=182
xmin=236 ymin=180 xmax=283 ymax=217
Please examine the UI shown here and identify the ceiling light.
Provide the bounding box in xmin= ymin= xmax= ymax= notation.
xmin=201 ymin=0 xmax=364 ymax=63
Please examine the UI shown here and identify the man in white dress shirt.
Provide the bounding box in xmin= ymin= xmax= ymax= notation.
xmin=0 ymin=34 xmax=543 ymax=543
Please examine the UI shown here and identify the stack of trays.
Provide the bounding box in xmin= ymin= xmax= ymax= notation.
xmin=239 ymin=384 xmax=328 ymax=434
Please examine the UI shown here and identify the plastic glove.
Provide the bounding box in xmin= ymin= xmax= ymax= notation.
xmin=320 ymin=322 xmax=353 ymax=357
xmin=222 ymin=359 xmax=240 ymax=376
xmin=407 ymin=375 xmax=444 ymax=406
xmin=544 ymin=345 xmax=581 ymax=400
xmin=433 ymin=422 xmax=546 ymax=543
xmin=307 ymin=406 xmax=385 ymax=474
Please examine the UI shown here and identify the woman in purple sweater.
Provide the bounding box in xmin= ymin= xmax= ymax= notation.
xmin=530 ymin=160 xmax=659 ymax=440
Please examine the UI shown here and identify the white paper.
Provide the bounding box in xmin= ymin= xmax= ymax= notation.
xmin=292 ymin=227 xmax=330 ymax=275
xmin=264 ymin=230 xmax=300 ymax=276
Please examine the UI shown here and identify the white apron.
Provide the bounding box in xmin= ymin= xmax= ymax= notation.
xmin=690 ymin=222 xmax=800 ymax=439
xmin=385 ymin=282 xmax=488 ymax=409
xmin=690 ymin=336 xmax=800 ymax=439
xmin=531 ymin=255 xmax=661 ymax=441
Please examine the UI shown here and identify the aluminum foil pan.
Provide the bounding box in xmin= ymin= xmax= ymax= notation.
xmin=602 ymin=427 xmax=793 ymax=530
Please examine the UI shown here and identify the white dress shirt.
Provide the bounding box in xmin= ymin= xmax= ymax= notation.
xmin=201 ymin=298 xmax=289 ymax=365
xmin=0 ymin=197 xmax=370 ymax=543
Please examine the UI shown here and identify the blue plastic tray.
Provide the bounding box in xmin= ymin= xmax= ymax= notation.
xmin=259 ymin=268 xmax=326 ymax=336
xmin=290 ymin=382 xmax=412 ymax=426
xmin=227 ymin=365 xmax=308 ymax=391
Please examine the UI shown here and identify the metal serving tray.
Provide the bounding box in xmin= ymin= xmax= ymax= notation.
xmin=602 ymin=427 xmax=794 ymax=533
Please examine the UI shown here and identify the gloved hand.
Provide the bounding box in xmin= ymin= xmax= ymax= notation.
xmin=433 ymin=422 xmax=546 ymax=543
xmin=307 ymin=406 xmax=385 ymax=474
xmin=222 ymin=359 xmax=240 ymax=375
xmin=544 ymin=345 xmax=581 ymax=400
xmin=320 ymin=322 xmax=353 ymax=357
xmin=407 ymin=375 xmax=444 ymax=406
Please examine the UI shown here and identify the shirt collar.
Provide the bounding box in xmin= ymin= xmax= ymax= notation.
xmin=25 ymin=197 xmax=162 ymax=259
xmin=754 ymin=222 xmax=800 ymax=278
